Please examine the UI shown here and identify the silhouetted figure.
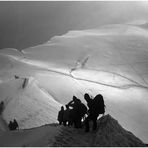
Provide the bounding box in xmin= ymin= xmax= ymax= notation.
xmin=8 ymin=121 xmax=13 ymax=130
xmin=68 ymin=108 xmax=75 ymax=126
xmin=57 ymin=106 xmax=64 ymax=125
xmin=8 ymin=119 xmax=19 ymax=130
xmin=63 ymin=105 xmax=70 ymax=126
xmin=94 ymin=94 xmax=105 ymax=115
xmin=0 ymin=101 xmax=4 ymax=115
xmin=13 ymin=119 xmax=19 ymax=130
xmin=84 ymin=93 xmax=105 ymax=132
xmin=67 ymin=96 xmax=87 ymax=128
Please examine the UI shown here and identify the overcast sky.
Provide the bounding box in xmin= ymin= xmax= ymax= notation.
xmin=0 ymin=1 xmax=148 ymax=50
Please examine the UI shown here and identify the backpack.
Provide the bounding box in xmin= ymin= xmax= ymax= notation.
xmin=93 ymin=94 xmax=105 ymax=114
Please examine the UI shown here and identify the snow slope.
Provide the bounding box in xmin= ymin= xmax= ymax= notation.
xmin=0 ymin=124 xmax=61 ymax=147
xmin=0 ymin=115 xmax=146 ymax=147
xmin=0 ymin=77 xmax=61 ymax=129
xmin=0 ymin=23 xmax=148 ymax=142
xmin=0 ymin=116 xmax=9 ymax=132
xmin=53 ymin=115 xmax=146 ymax=147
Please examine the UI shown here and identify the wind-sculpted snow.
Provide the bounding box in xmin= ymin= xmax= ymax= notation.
xmin=0 ymin=23 xmax=148 ymax=142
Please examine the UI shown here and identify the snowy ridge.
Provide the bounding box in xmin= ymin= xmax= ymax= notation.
xmin=53 ymin=115 xmax=146 ymax=147
xmin=94 ymin=115 xmax=145 ymax=146
xmin=0 ymin=114 xmax=146 ymax=147
xmin=49 ymin=23 xmax=148 ymax=40
xmin=1 ymin=77 xmax=61 ymax=129
xmin=0 ymin=123 xmax=61 ymax=147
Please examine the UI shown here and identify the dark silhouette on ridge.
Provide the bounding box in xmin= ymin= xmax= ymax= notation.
xmin=84 ymin=93 xmax=105 ymax=132
xmin=13 ymin=119 xmax=19 ymax=130
xmin=67 ymin=96 xmax=87 ymax=128
xmin=8 ymin=119 xmax=19 ymax=130
xmin=63 ymin=105 xmax=71 ymax=126
xmin=57 ymin=106 xmax=64 ymax=125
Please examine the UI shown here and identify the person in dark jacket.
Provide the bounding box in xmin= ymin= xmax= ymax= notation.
xmin=67 ymin=96 xmax=87 ymax=128
xmin=63 ymin=105 xmax=71 ymax=126
xmin=68 ymin=108 xmax=74 ymax=126
xmin=57 ymin=106 xmax=64 ymax=125
xmin=13 ymin=119 xmax=19 ymax=130
xmin=8 ymin=121 xmax=13 ymax=130
xmin=84 ymin=93 xmax=105 ymax=132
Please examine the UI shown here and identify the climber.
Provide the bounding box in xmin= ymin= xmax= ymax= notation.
xmin=63 ymin=105 xmax=71 ymax=126
xmin=8 ymin=121 xmax=13 ymax=130
xmin=84 ymin=93 xmax=105 ymax=132
xmin=13 ymin=119 xmax=19 ymax=130
xmin=57 ymin=106 xmax=64 ymax=125
xmin=8 ymin=119 xmax=19 ymax=130
xmin=67 ymin=96 xmax=87 ymax=128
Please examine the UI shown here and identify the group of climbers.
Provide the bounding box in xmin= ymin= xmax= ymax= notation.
xmin=57 ymin=93 xmax=105 ymax=132
xmin=8 ymin=119 xmax=19 ymax=130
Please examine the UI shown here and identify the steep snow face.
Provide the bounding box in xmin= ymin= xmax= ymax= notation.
xmin=0 ymin=77 xmax=61 ymax=129
xmin=0 ymin=23 xmax=148 ymax=142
